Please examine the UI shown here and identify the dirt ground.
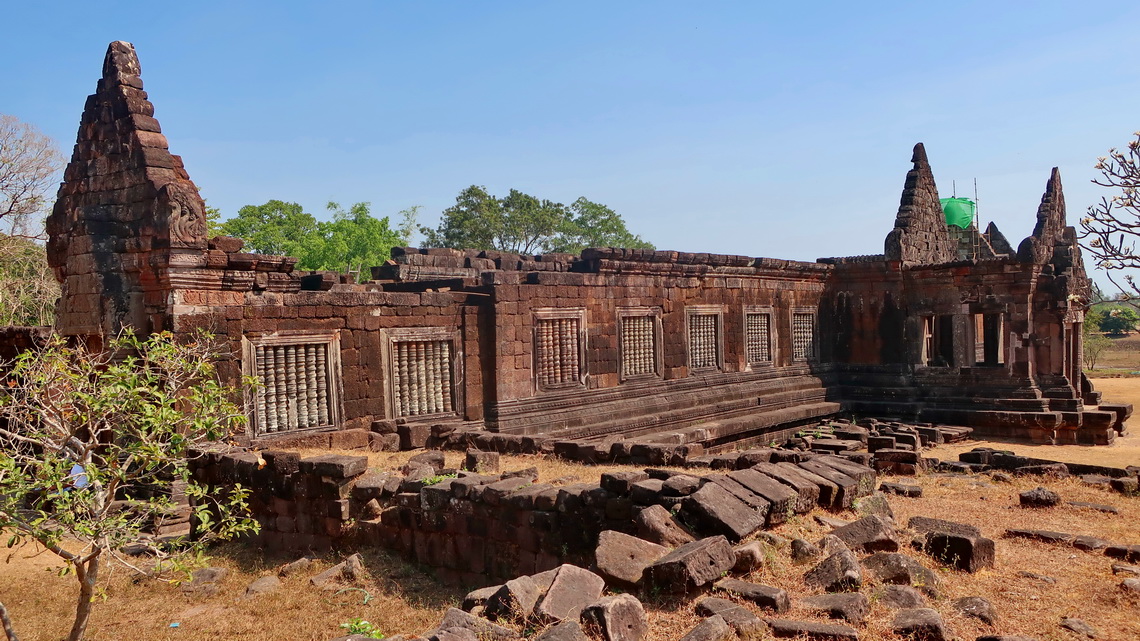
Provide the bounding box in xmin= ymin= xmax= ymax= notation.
xmin=4 ymin=383 xmax=1140 ymax=641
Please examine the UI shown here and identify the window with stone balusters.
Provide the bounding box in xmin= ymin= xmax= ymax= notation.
xmin=686 ymin=306 xmax=723 ymax=371
xmin=619 ymin=308 xmax=661 ymax=380
xmin=381 ymin=327 xmax=462 ymax=419
xmin=242 ymin=332 xmax=342 ymax=436
xmin=792 ymin=310 xmax=818 ymax=361
xmin=744 ymin=307 xmax=774 ymax=365
xmin=534 ymin=308 xmax=587 ymax=390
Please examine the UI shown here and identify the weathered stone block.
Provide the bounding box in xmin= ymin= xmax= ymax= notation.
xmin=595 ymin=530 xmax=669 ymax=587
xmin=643 ymin=536 xmax=735 ymax=594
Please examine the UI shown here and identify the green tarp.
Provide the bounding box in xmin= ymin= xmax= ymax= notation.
xmin=940 ymin=197 xmax=976 ymax=229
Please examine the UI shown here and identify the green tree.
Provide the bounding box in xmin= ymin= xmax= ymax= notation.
xmin=220 ymin=200 xmax=319 ymax=257
xmin=1098 ymin=306 xmax=1139 ymax=335
xmin=422 ymin=186 xmax=653 ymax=254
xmin=550 ymin=197 xmax=654 ymax=253
xmin=1083 ymin=319 xmax=1111 ymax=370
xmin=0 ymin=331 xmax=258 ymax=641
xmin=301 ymin=201 xmax=405 ymax=274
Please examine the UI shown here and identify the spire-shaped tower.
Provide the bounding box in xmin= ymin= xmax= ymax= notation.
xmin=984 ymin=221 xmax=1013 ymax=256
xmin=46 ymin=41 xmax=208 ymax=341
xmin=1017 ymin=167 xmax=1068 ymax=264
xmin=884 ymin=143 xmax=956 ymax=265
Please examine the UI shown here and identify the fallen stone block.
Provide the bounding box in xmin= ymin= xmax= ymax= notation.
xmin=486 ymin=575 xmax=541 ymax=622
xmin=662 ymin=474 xmax=702 ymax=497
xmin=892 ymin=607 xmax=950 ymax=641
xmin=924 ymin=531 xmax=995 ymax=572
xmin=580 ymin=594 xmax=648 ymax=641
xmin=462 ymin=585 xmax=501 ymax=614
xmin=726 ymin=469 xmax=797 ymax=522
xmin=463 ymin=449 xmax=500 ymax=474
xmin=907 ymin=516 xmax=980 ymax=538
xmin=749 ymin=463 xmax=819 ymax=512
xmin=813 ymin=455 xmax=877 ymax=495
xmin=1003 ymin=528 xmax=1074 ymax=545
xmin=800 ymin=592 xmax=868 ymax=624
xmin=803 ymin=548 xmax=862 ymax=592
xmin=880 ymin=481 xmax=923 ymax=498
xmin=536 ymin=564 xmax=605 ymax=623
xmin=600 ymin=471 xmax=649 ymax=496
xmin=1018 ymin=486 xmax=1061 ymax=508
xmin=241 ymin=575 xmax=281 ymax=600
xmin=878 ymin=585 xmax=926 ymax=609
xmin=300 ymin=454 xmax=368 ymax=479
xmin=1013 ymin=463 xmax=1068 ymax=478
xmin=776 ymin=462 xmax=840 ymax=508
xmin=797 ymin=460 xmax=858 ymax=508
xmin=766 ymin=618 xmax=859 ymax=640
xmin=1060 ymin=617 xmax=1097 ymax=638
xmin=681 ymin=482 xmax=765 ymax=542
xmin=1111 ymin=476 xmax=1139 ymax=495
xmin=398 ymin=423 xmax=430 ymax=450
xmin=791 ymin=538 xmax=822 ymax=564
xmin=1112 ymin=563 xmax=1140 ymax=577
xmin=629 ymin=479 xmax=665 ymax=505
xmin=1104 ymin=544 xmax=1140 ymax=563
xmin=863 ymin=553 xmax=940 ymax=597
xmin=731 ymin=541 xmax=768 ymax=574
xmin=712 ymin=577 xmax=789 ymax=612
xmin=694 ymin=597 xmax=767 ymax=636
xmin=534 ymin=620 xmax=589 ymax=641
xmin=853 ymin=492 xmax=894 ymax=522
xmin=427 ymin=608 xmax=518 ymax=641
xmin=830 ymin=515 xmax=898 ymax=553
xmin=1067 ymin=501 xmax=1119 ymax=514
xmin=633 ymin=504 xmax=696 ymax=548
xmin=678 ymin=615 xmax=733 ymax=641
xmin=403 ymin=450 xmax=445 ymax=474
xmin=595 ymin=530 xmax=668 ymax=587
xmin=1073 ymin=535 xmax=1111 ymax=551
xmin=703 ymin=474 xmax=773 ymax=517
xmin=643 ymin=536 xmax=736 ymax=594
xmin=953 ymin=596 xmax=997 ymax=625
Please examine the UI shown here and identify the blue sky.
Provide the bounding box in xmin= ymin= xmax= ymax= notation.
xmin=4 ymin=2 xmax=1139 ymax=281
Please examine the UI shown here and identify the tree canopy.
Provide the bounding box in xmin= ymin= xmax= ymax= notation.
xmin=0 ymin=331 xmax=256 ymax=641
xmin=220 ymin=200 xmax=319 ymax=258
xmin=420 ymin=186 xmax=653 ymax=255
xmin=219 ymin=200 xmax=414 ymax=274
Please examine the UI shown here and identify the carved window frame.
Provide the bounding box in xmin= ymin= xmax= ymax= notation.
xmin=533 ymin=307 xmax=588 ymax=392
xmin=743 ymin=305 xmax=776 ymax=368
xmin=618 ymin=306 xmax=663 ymax=382
xmin=241 ymin=330 xmax=343 ymax=437
xmin=791 ymin=308 xmax=818 ymax=362
xmin=686 ymin=305 xmax=724 ymax=373
xmin=379 ymin=327 xmax=464 ymax=420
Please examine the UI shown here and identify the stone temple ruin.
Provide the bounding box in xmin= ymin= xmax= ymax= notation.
xmin=42 ymin=42 xmax=1129 ymax=452
xmin=17 ymin=40 xmax=1140 ymax=641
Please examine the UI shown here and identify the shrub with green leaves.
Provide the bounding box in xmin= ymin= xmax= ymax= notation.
xmin=0 ymin=330 xmax=259 ymax=641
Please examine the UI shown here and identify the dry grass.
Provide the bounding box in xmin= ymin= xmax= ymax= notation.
xmin=294 ymin=448 xmax=693 ymax=485
xmin=7 ymin=384 xmax=1140 ymax=640
xmin=0 ymin=541 xmax=459 ymax=641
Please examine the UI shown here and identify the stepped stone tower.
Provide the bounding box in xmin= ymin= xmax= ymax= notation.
xmin=46 ymin=41 xmax=209 ymax=343
xmin=884 ymin=143 xmax=956 ymax=265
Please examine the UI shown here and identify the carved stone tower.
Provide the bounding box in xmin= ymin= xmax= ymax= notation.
xmin=47 ymin=41 xmax=209 ymax=343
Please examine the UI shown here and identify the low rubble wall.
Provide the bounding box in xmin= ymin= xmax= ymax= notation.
xmin=189 ymin=445 xmax=878 ymax=586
